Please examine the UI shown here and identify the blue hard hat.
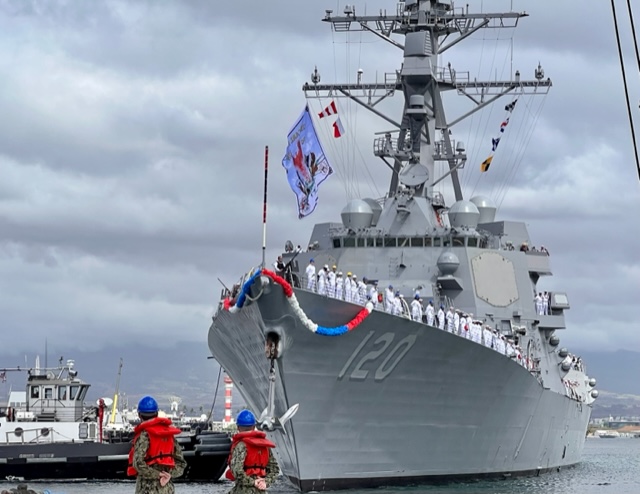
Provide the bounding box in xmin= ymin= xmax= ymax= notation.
xmin=310 ymin=258 xmax=314 ymax=262
xmin=138 ymin=395 xmax=158 ymax=413
xmin=236 ymin=409 xmax=256 ymax=427
xmin=414 ymin=294 xmax=420 ymax=300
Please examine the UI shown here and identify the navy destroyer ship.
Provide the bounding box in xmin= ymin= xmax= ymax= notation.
xmin=208 ymin=1 xmax=598 ymax=491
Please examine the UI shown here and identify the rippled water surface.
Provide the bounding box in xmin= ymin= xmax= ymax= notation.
xmin=3 ymin=438 xmax=638 ymax=494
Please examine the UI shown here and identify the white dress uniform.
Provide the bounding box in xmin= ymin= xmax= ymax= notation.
xmin=317 ymin=267 xmax=327 ymax=295
xmin=305 ymin=262 xmax=316 ymax=291
xmin=410 ymin=299 xmax=423 ymax=321
xmin=335 ymin=273 xmax=344 ymax=300
xmin=327 ymin=270 xmax=336 ymax=298
xmin=437 ymin=308 xmax=445 ymax=330
xmin=384 ymin=288 xmax=395 ymax=314
xmin=426 ymin=303 xmax=435 ymax=326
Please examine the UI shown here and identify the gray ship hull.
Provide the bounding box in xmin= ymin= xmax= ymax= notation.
xmin=209 ymin=285 xmax=591 ymax=491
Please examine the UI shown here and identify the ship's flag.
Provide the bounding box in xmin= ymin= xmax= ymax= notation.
xmin=332 ymin=117 xmax=345 ymax=138
xmin=480 ymin=98 xmax=518 ymax=173
xmin=282 ymin=106 xmax=334 ymax=219
xmin=318 ymin=100 xmax=338 ymax=119
xmin=480 ymin=156 xmax=493 ymax=172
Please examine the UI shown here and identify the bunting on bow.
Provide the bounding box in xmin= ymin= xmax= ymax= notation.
xmin=282 ymin=106 xmax=334 ymax=218
xmin=480 ymin=98 xmax=518 ymax=172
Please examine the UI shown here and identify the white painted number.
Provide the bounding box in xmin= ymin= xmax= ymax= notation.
xmin=338 ymin=331 xmax=417 ymax=382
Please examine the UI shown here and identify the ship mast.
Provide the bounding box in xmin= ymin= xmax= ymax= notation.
xmin=304 ymin=0 xmax=551 ymax=202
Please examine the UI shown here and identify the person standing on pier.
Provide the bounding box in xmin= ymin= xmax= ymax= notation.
xmin=226 ymin=409 xmax=279 ymax=493
xmin=128 ymin=395 xmax=186 ymax=494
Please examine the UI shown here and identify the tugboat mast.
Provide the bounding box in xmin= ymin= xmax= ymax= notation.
xmin=303 ymin=0 xmax=551 ymax=202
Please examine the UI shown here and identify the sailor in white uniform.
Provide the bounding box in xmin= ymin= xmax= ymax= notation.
xmin=410 ymin=295 xmax=423 ymax=322
xmin=543 ymin=291 xmax=550 ymax=315
xmin=482 ymin=325 xmax=494 ymax=348
xmin=425 ymin=300 xmax=435 ymax=326
xmin=437 ymin=305 xmax=445 ymax=330
xmin=453 ymin=310 xmax=460 ymax=335
xmin=368 ymin=282 xmax=379 ymax=309
xmin=305 ymin=259 xmax=316 ymax=291
xmin=335 ymin=272 xmax=344 ymax=300
xmin=446 ymin=307 xmax=455 ymax=333
xmin=317 ymin=265 xmax=328 ymax=295
xmin=535 ymin=292 xmax=543 ymax=315
xmin=384 ymin=285 xmax=395 ymax=314
xmin=327 ymin=265 xmax=337 ymax=298
xmin=357 ymin=277 xmax=368 ymax=305
xmin=344 ymin=273 xmax=354 ymax=302
xmin=350 ymin=275 xmax=360 ymax=304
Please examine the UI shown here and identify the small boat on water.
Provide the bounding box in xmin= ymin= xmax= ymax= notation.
xmin=0 ymin=358 xmax=230 ymax=481
xmin=597 ymin=431 xmax=620 ymax=439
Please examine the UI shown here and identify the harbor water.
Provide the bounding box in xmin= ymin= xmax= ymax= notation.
xmin=3 ymin=438 xmax=638 ymax=494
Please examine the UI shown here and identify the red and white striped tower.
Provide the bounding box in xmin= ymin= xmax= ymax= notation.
xmin=224 ymin=375 xmax=233 ymax=423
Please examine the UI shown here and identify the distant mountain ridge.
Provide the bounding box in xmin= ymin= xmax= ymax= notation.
xmin=1 ymin=343 xmax=637 ymax=418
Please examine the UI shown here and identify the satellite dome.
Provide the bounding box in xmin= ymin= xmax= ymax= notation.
xmin=448 ymin=200 xmax=480 ymax=229
xmin=341 ymin=199 xmax=373 ymax=230
xmin=437 ymin=250 xmax=460 ymax=276
xmin=363 ymin=198 xmax=383 ymax=226
xmin=470 ymin=195 xmax=497 ymax=224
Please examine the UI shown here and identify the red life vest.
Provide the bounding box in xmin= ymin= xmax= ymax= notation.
xmin=127 ymin=417 xmax=181 ymax=477
xmin=225 ymin=430 xmax=275 ymax=481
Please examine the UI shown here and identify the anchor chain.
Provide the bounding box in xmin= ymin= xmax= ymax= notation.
xmin=258 ymin=336 xmax=299 ymax=432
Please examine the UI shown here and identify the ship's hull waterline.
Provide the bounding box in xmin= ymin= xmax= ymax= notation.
xmin=209 ymin=285 xmax=591 ymax=492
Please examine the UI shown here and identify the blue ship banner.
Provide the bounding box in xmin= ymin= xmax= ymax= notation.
xmin=282 ymin=106 xmax=333 ymax=218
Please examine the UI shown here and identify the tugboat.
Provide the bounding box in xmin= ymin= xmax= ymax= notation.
xmin=0 ymin=358 xmax=230 ymax=481
xmin=208 ymin=1 xmax=598 ymax=491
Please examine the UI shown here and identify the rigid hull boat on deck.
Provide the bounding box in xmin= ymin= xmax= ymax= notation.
xmin=208 ymin=1 xmax=598 ymax=491
xmin=0 ymin=359 xmax=230 ymax=481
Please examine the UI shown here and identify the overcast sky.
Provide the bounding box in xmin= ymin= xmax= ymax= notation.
xmin=0 ymin=0 xmax=638 ymax=357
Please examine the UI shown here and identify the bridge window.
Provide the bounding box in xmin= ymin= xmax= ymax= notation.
xmin=375 ymin=238 xmax=383 ymax=247
xmin=333 ymin=238 xmax=341 ymax=248
xmin=366 ymin=238 xmax=375 ymax=247
xmin=398 ymin=238 xmax=410 ymax=247
xmin=343 ymin=237 xmax=356 ymax=247
xmin=357 ymin=238 xmax=365 ymax=247
xmin=411 ymin=237 xmax=423 ymax=247
xmin=424 ymin=237 xmax=432 ymax=247
xmin=453 ymin=237 xmax=465 ymax=247
xmin=384 ymin=237 xmax=396 ymax=247
xmin=443 ymin=237 xmax=451 ymax=247
xmin=467 ymin=238 xmax=478 ymax=247
xmin=433 ymin=238 xmax=441 ymax=247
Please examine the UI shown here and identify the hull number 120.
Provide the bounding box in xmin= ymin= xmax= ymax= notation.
xmin=338 ymin=331 xmax=417 ymax=382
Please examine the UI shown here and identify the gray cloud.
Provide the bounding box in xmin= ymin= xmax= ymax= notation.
xmin=0 ymin=0 xmax=637 ymax=355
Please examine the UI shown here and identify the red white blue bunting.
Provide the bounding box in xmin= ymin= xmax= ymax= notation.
xmin=226 ymin=268 xmax=373 ymax=336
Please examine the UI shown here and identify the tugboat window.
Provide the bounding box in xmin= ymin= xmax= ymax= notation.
xmin=44 ymin=388 xmax=53 ymax=399
xmin=58 ymin=386 xmax=68 ymax=400
xmin=70 ymin=385 xmax=79 ymax=400
xmin=30 ymin=386 xmax=39 ymax=399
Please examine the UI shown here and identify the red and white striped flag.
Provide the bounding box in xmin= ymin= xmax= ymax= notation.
xmin=332 ymin=117 xmax=345 ymax=138
xmin=318 ymin=100 xmax=338 ymax=119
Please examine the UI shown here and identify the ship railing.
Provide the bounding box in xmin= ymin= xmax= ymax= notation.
xmin=4 ymin=426 xmax=56 ymax=444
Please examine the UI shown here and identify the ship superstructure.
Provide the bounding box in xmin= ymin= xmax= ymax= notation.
xmin=208 ymin=1 xmax=597 ymax=491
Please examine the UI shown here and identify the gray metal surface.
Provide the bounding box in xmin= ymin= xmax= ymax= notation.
xmin=208 ymin=1 xmax=594 ymax=491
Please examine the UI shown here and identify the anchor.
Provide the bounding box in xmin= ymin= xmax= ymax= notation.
xmin=258 ymin=338 xmax=299 ymax=432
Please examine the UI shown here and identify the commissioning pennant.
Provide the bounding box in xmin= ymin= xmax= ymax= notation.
xmin=282 ymin=106 xmax=334 ymax=219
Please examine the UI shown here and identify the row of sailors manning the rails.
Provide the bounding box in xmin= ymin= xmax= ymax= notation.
xmin=275 ymin=258 xmax=541 ymax=368
xmin=292 ymin=259 xmax=555 ymax=318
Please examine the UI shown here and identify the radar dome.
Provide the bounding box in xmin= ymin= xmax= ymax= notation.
xmin=341 ymin=199 xmax=373 ymax=230
xmin=470 ymin=195 xmax=497 ymax=224
xmin=363 ymin=198 xmax=383 ymax=226
xmin=448 ymin=200 xmax=480 ymax=229
xmin=437 ymin=250 xmax=460 ymax=276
